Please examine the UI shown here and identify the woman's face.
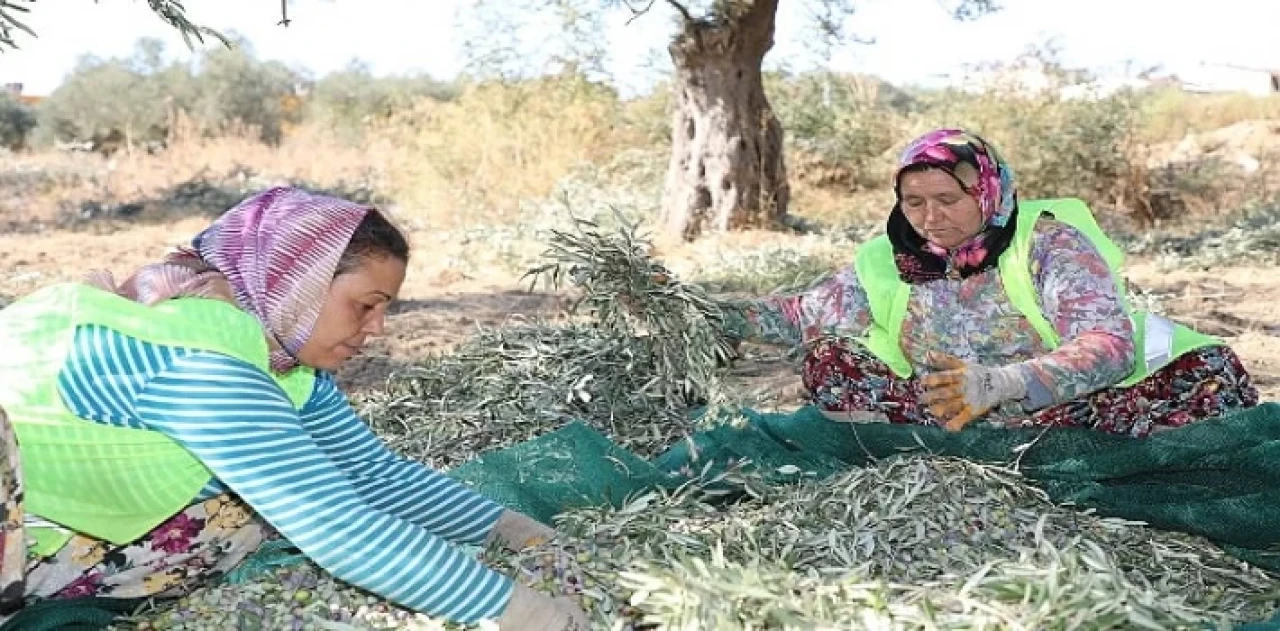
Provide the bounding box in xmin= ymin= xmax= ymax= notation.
xmin=898 ymin=168 xmax=985 ymax=249
xmin=296 ymin=255 xmax=406 ymax=372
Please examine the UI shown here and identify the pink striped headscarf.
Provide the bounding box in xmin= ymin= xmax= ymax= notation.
xmin=86 ymin=187 xmax=372 ymax=372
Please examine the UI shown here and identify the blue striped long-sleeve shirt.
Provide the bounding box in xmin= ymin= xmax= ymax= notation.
xmin=54 ymin=324 xmax=514 ymax=623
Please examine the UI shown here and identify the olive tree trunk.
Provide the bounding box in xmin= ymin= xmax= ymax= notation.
xmin=659 ymin=0 xmax=789 ymax=241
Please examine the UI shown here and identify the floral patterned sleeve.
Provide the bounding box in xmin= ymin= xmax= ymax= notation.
xmin=1017 ymin=220 xmax=1136 ymax=409
xmin=719 ymin=267 xmax=873 ymax=351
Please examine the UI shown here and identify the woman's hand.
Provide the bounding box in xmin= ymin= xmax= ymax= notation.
xmin=497 ymin=583 xmax=590 ymax=631
xmin=920 ymin=352 xmax=1028 ymax=431
xmin=486 ymin=510 xmax=557 ymax=551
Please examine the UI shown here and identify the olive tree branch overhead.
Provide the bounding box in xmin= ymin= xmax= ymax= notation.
xmin=663 ymin=0 xmax=696 ymax=23
xmin=616 ymin=0 xmax=695 ymax=25
xmin=0 ymin=0 xmax=296 ymax=52
xmin=0 ymin=0 xmax=35 ymax=50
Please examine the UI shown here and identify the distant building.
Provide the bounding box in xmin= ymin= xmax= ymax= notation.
xmin=3 ymin=82 xmax=46 ymax=106
xmin=947 ymin=58 xmax=1158 ymax=101
xmin=1173 ymin=63 xmax=1280 ymax=96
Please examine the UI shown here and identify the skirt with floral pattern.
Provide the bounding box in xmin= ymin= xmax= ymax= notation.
xmin=802 ymin=341 xmax=1260 ymax=438
xmin=0 ymin=406 xmax=269 ymax=621
xmin=0 ymin=407 xmax=25 ymax=616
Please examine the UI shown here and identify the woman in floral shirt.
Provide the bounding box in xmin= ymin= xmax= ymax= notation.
xmin=723 ymin=129 xmax=1258 ymax=438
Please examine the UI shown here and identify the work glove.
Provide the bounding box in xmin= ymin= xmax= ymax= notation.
xmin=496 ymin=583 xmax=590 ymax=631
xmin=920 ymin=352 xmax=1028 ymax=432
xmin=485 ymin=510 xmax=557 ymax=551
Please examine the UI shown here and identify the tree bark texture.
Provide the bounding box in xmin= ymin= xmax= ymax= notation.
xmin=660 ymin=0 xmax=789 ymax=241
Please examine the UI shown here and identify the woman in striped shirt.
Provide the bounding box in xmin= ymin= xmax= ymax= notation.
xmin=0 ymin=187 xmax=587 ymax=629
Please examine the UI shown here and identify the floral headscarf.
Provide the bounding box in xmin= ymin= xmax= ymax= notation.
xmin=886 ymin=129 xmax=1019 ymax=284
xmin=86 ymin=187 xmax=372 ymax=372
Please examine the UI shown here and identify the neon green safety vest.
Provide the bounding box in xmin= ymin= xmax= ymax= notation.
xmin=852 ymin=197 xmax=1221 ymax=383
xmin=0 ymin=283 xmax=315 ymax=556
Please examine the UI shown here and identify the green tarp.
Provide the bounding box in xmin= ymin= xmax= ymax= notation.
xmin=11 ymin=403 xmax=1279 ymax=630
xmin=449 ymin=402 xmax=1280 ymax=631
xmin=453 ymin=403 xmax=1280 ymax=575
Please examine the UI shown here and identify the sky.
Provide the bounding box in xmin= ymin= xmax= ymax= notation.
xmin=1 ymin=0 xmax=1278 ymax=97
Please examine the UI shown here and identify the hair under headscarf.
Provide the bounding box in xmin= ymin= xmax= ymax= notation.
xmin=85 ymin=186 xmax=372 ymax=373
xmin=887 ymin=128 xmax=1018 ymax=284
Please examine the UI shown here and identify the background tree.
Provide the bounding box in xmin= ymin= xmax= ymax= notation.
xmin=0 ymin=91 xmax=35 ymax=150
xmin=189 ymin=37 xmax=301 ymax=144
xmin=35 ymin=43 xmax=177 ymax=151
xmin=463 ymin=0 xmax=1001 ymax=241
xmin=307 ymin=61 xmax=458 ymax=142
xmin=2 ymin=1 xmax=1002 ymax=240
xmin=33 ymin=36 xmax=298 ymax=150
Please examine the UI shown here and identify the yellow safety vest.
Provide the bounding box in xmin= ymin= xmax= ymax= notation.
xmin=852 ymin=197 xmax=1220 ymax=383
xmin=0 ymin=283 xmax=315 ymax=555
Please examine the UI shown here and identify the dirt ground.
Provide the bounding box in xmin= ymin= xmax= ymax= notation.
xmin=1 ymin=221 xmax=1276 ymax=403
